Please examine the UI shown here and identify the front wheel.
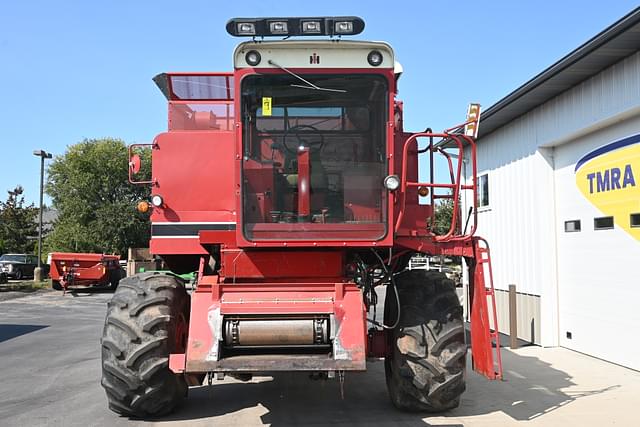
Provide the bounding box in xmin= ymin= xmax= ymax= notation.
xmin=101 ymin=272 xmax=189 ymax=418
xmin=384 ymin=270 xmax=466 ymax=412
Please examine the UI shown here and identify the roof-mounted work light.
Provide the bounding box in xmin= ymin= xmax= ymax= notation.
xmin=236 ymin=22 xmax=256 ymax=36
xmin=268 ymin=20 xmax=289 ymax=35
xmin=226 ymin=17 xmax=365 ymax=37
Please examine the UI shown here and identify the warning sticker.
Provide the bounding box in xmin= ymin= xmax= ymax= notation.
xmin=262 ymin=97 xmax=272 ymax=116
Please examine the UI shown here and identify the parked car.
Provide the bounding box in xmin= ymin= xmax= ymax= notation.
xmin=0 ymin=254 xmax=47 ymax=280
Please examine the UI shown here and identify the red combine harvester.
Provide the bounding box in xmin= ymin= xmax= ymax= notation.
xmin=101 ymin=16 xmax=502 ymax=418
xmin=50 ymin=252 xmax=122 ymax=292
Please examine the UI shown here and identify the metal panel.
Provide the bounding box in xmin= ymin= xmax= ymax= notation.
xmin=493 ymin=290 xmax=541 ymax=345
xmin=233 ymin=40 xmax=394 ymax=69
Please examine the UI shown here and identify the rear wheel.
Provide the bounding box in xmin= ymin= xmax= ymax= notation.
xmin=52 ymin=280 xmax=62 ymax=291
xmin=108 ymin=268 xmax=124 ymax=291
xmin=101 ymin=272 xmax=189 ymax=418
xmin=384 ymin=270 xmax=466 ymax=412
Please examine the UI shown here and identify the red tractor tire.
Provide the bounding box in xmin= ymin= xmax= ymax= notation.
xmin=52 ymin=280 xmax=63 ymax=291
xmin=384 ymin=270 xmax=466 ymax=412
xmin=101 ymin=272 xmax=189 ymax=418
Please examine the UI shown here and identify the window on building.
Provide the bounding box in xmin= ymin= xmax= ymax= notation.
xmin=477 ymin=174 xmax=489 ymax=207
xmin=594 ymin=216 xmax=614 ymax=230
xmin=564 ymin=220 xmax=581 ymax=232
xmin=631 ymin=213 xmax=640 ymax=228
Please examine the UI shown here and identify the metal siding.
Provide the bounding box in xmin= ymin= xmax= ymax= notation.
xmin=464 ymin=120 xmax=554 ymax=298
xmin=465 ymin=51 xmax=640 ymax=348
xmin=536 ymin=52 xmax=640 ymax=147
xmin=494 ymin=290 xmax=541 ymax=345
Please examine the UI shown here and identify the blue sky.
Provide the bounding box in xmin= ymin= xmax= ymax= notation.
xmin=1 ymin=1 xmax=638 ymax=204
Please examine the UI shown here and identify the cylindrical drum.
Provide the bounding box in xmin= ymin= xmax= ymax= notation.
xmin=224 ymin=317 xmax=329 ymax=347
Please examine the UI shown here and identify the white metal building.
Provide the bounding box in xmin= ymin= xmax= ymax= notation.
xmin=462 ymin=7 xmax=640 ymax=370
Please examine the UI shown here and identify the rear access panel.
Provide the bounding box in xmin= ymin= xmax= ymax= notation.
xmin=177 ymin=282 xmax=367 ymax=373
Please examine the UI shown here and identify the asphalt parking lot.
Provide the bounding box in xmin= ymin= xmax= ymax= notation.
xmin=1 ymin=289 xmax=639 ymax=427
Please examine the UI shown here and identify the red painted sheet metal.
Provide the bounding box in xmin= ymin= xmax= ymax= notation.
xmin=185 ymin=290 xmax=218 ymax=369
xmin=150 ymin=131 xmax=236 ymax=225
xmin=470 ymin=260 xmax=494 ymax=378
xmin=50 ymin=252 xmax=119 ymax=263
xmin=219 ymin=250 xmax=343 ymax=279
xmin=199 ymin=230 xmax=236 ymax=247
xmin=150 ymin=237 xmax=208 ymax=255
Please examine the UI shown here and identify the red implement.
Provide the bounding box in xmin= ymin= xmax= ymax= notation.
xmin=49 ymin=252 xmax=121 ymax=292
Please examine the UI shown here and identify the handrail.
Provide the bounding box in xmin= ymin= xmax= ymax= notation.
xmin=128 ymin=142 xmax=158 ymax=185
xmin=394 ymin=132 xmax=478 ymax=242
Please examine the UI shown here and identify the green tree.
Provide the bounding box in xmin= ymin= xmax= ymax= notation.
xmin=45 ymin=138 xmax=151 ymax=256
xmin=0 ymin=186 xmax=38 ymax=254
xmin=433 ymin=198 xmax=454 ymax=236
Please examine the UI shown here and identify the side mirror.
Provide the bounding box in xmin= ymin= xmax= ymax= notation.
xmin=130 ymin=154 xmax=141 ymax=175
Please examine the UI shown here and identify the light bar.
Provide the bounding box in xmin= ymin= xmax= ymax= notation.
xmin=226 ymin=17 xmax=365 ymax=37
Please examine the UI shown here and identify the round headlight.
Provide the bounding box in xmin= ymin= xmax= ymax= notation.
xmin=367 ymin=50 xmax=383 ymax=67
xmin=151 ymin=194 xmax=164 ymax=207
xmin=383 ymin=175 xmax=400 ymax=191
xmin=245 ymin=50 xmax=261 ymax=66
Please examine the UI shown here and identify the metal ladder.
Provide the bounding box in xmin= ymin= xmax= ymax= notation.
xmin=470 ymin=236 xmax=503 ymax=380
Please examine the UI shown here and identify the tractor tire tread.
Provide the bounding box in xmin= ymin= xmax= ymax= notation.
xmin=103 ymin=361 xmax=142 ymax=390
xmin=101 ymin=338 xmax=124 ymax=359
xmin=385 ymin=270 xmax=466 ymax=412
xmin=107 ymin=317 xmax=139 ymax=342
xmin=101 ymin=273 xmax=188 ymax=418
xmin=140 ymin=359 xmax=169 ymax=382
xmin=117 ymin=282 xmax=147 ymax=296
xmin=125 ymin=337 xmax=166 ymax=368
xmin=129 ymin=296 xmax=169 ymax=317
xmin=143 ymin=315 xmax=173 ymax=333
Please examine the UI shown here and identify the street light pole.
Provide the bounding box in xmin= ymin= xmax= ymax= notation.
xmin=33 ymin=149 xmax=52 ymax=281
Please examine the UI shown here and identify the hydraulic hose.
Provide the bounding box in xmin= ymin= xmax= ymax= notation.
xmin=367 ymin=248 xmax=401 ymax=330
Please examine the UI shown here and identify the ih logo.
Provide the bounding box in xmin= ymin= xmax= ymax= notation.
xmin=310 ymin=53 xmax=320 ymax=64
xmin=575 ymin=133 xmax=640 ymax=241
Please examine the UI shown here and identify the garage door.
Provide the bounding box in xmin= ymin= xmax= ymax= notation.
xmin=554 ymin=131 xmax=640 ymax=371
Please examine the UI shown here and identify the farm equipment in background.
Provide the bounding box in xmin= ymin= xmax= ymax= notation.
xmin=102 ymin=16 xmax=502 ymax=418
xmin=49 ymin=252 xmax=123 ymax=292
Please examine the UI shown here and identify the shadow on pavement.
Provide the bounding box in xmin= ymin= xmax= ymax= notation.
xmin=158 ymin=366 xmax=461 ymax=427
xmin=0 ymin=324 xmax=48 ymax=343
xmin=450 ymin=349 xmax=620 ymax=421
xmin=153 ymin=348 xmax=619 ymax=426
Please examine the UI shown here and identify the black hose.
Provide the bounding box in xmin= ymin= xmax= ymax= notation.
xmin=367 ymin=249 xmax=401 ymax=330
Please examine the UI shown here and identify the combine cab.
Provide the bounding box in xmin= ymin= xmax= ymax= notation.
xmin=102 ymin=16 xmax=502 ymax=418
